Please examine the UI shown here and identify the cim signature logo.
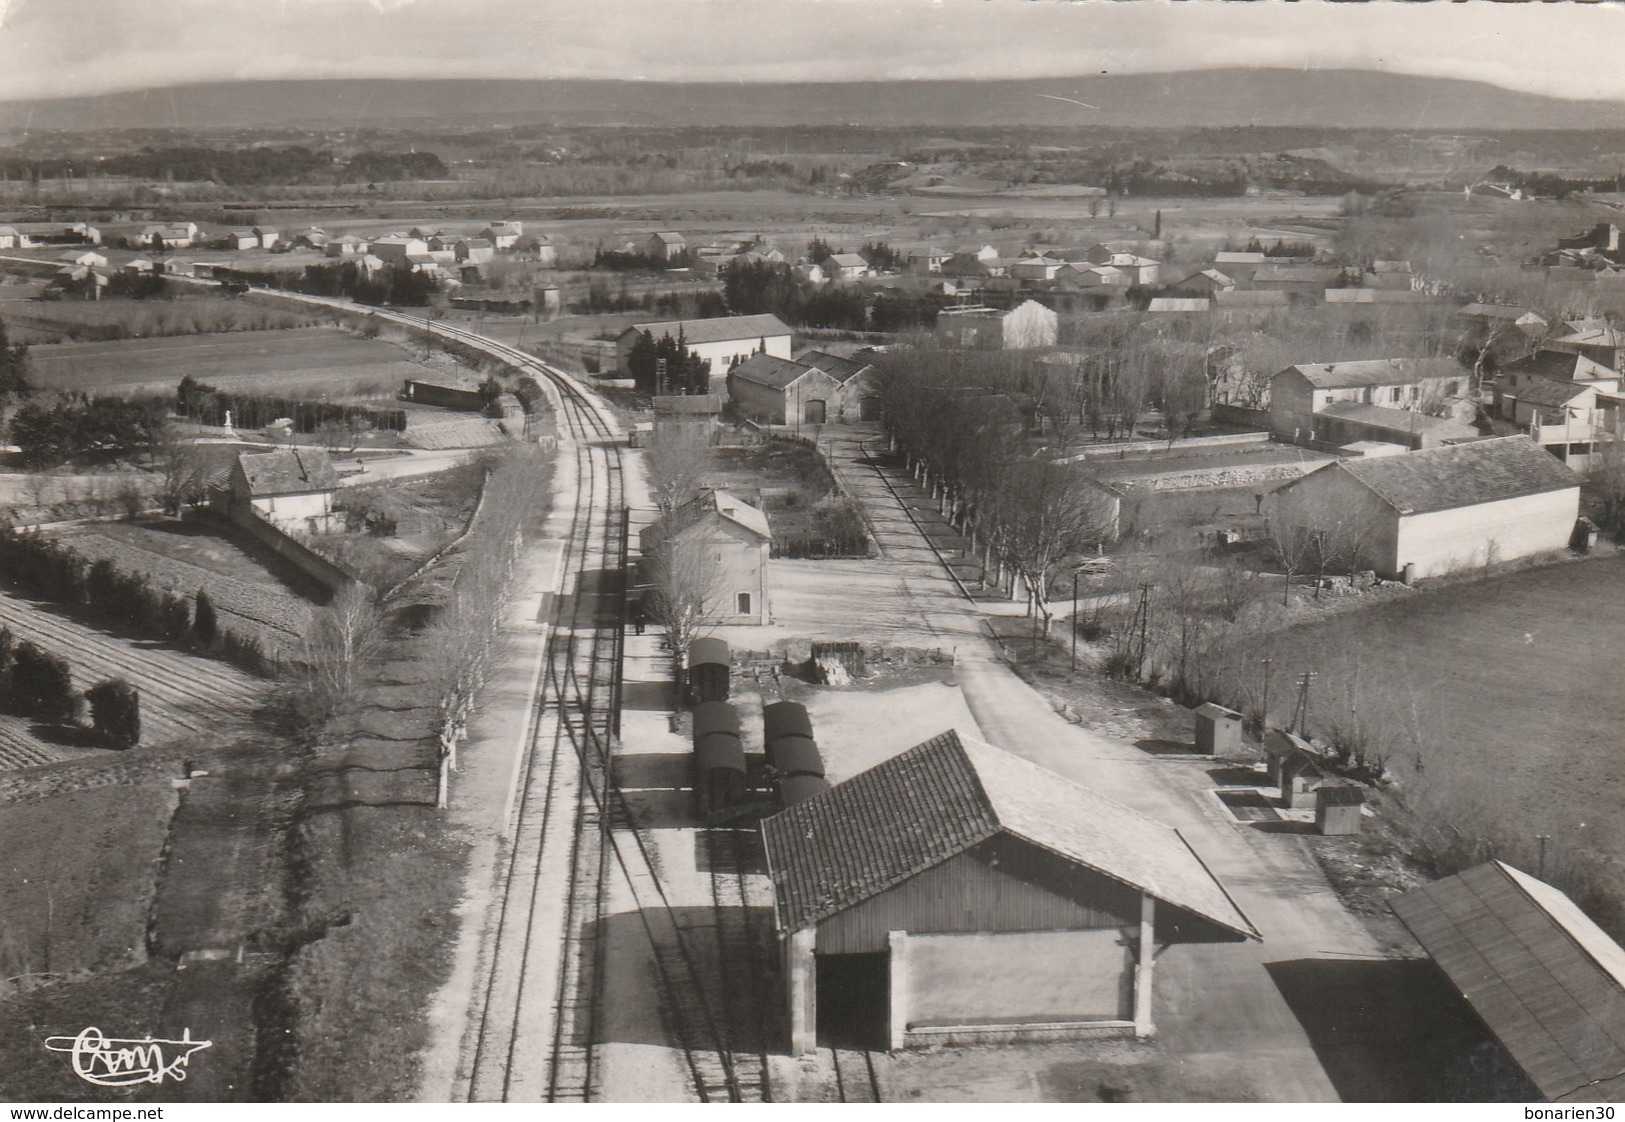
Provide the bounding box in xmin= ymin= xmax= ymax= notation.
xmin=45 ymin=1027 xmax=213 ymax=1087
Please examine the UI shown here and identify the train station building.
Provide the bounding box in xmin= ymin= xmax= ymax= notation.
xmin=761 ymin=730 xmax=1259 ymax=1053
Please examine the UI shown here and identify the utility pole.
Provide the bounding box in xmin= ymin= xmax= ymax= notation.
xmin=1260 ymin=656 xmax=1273 ymax=737
xmin=1070 ymin=569 xmax=1081 ymax=671
xmin=1291 ymin=671 xmax=1317 ymax=736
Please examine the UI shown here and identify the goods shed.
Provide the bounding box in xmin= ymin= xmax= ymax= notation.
xmin=1392 ymin=861 xmax=1625 ymax=1103
xmin=761 ymin=730 xmax=1259 ymax=1053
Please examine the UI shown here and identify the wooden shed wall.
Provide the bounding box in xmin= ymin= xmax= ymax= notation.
xmin=815 ymin=836 xmax=1141 ymax=955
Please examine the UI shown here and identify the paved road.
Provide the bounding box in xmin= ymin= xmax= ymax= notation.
xmin=820 ymin=423 xmax=1381 ymax=1102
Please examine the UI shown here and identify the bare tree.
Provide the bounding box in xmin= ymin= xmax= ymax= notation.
xmin=994 ymin=461 xmax=1114 ymax=636
xmin=154 ymin=423 xmax=206 ymax=514
xmin=1588 ymin=437 xmax=1625 ymax=536
xmin=1269 ymin=519 xmax=1317 ymax=606
xmin=296 ymin=581 xmax=384 ymax=724
xmin=643 ymin=420 xmax=714 ymax=517
xmin=642 ymin=527 xmax=723 ymax=701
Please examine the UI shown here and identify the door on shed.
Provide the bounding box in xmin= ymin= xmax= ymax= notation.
xmin=803 ymin=398 xmax=827 ymax=425
xmin=816 ymin=951 xmax=888 ymax=1049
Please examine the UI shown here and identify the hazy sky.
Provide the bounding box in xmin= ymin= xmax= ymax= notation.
xmin=0 ymin=0 xmax=1620 ymax=103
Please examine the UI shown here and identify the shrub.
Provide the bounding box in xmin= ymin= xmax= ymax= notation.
xmin=9 ymin=641 xmax=78 ymax=721
xmin=85 ymin=678 xmax=140 ymax=749
xmin=194 ymin=588 xmax=219 ymax=646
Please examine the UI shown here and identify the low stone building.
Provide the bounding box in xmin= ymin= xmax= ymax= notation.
xmin=937 ymin=299 xmax=1058 ymax=350
xmin=221 ymin=448 xmax=340 ymax=533
xmin=1267 ymin=436 xmax=1581 ymax=580
xmin=726 ymin=350 xmax=877 ymax=426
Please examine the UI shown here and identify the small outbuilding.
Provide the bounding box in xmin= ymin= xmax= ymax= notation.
xmin=640 ymin=489 xmax=771 ymax=625
xmin=1193 ymin=702 xmax=1244 ymax=755
xmin=762 ymin=730 xmax=1259 ymax=1053
xmin=1313 ymin=782 xmax=1367 ymax=836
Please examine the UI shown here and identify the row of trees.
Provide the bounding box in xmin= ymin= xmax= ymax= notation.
xmin=0 ymin=316 xmax=34 ymax=399
xmin=175 ymin=374 xmax=406 ymax=434
xmin=9 ymin=394 xmax=168 ymax=468
xmin=721 ymin=260 xmax=937 ymax=332
xmin=874 ymin=344 xmax=1116 ymax=634
xmin=622 ymin=330 xmax=714 ymax=396
xmin=0 ymin=628 xmax=140 ymax=748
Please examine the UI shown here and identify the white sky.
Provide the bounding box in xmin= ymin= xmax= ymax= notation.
xmin=0 ymin=0 xmax=1620 ymax=103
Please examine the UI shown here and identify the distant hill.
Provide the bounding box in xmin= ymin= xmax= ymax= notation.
xmin=4 ymin=69 xmax=1625 ymax=132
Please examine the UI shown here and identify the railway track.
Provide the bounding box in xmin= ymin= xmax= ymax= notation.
xmin=223 ymin=294 xmax=786 ymax=1103
xmin=830 ymin=1047 xmax=884 ymax=1103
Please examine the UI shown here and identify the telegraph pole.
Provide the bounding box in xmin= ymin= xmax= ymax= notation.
xmin=1260 ymin=656 xmax=1273 ymax=737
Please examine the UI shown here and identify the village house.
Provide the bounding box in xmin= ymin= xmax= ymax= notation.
xmin=220 ymin=448 xmax=340 ymax=534
xmin=43 ymin=265 xmax=108 ymax=300
xmin=824 ymin=252 xmax=870 ymax=282
xmin=763 ymin=729 xmax=1258 ymax=1054
xmin=646 ymin=231 xmax=687 ymax=261
xmin=1171 ymin=268 xmax=1237 ymax=297
xmin=1083 ymin=244 xmax=1160 ymax=286
xmin=727 ymin=350 xmax=877 ymax=426
xmin=253 ymin=226 xmax=280 ymax=251
xmin=369 ymin=234 xmax=429 ymax=263
xmin=1247 ymin=263 xmax=1343 ymax=299
xmin=138 ymin=222 xmax=198 ymax=249
xmin=292 ymin=227 xmax=328 ymax=250
xmin=615 ymin=313 xmax=794 ymax=389
xmin=0 ymin=226 xmax=20 ymax=250
xmin=1545 ymin=324 xmax=1625 ymax=372
xmin=1268 ymin=358 xmax=1470 ymax=448
xmin=937 ymin=299 xmax=1058 ymax=350
xmin=1267 ymin=436 xmax=1580 ymax=581
xmin=522 ymin=233 xmax=557 ymax=267
xmin=479 ymin=221 xmax=524 ymax=250
xmin=639 ymin=489 xmax=771 ymax=625
xmin=454 ymin=237 xmax=495 ymax=265
xmin=325 ymin=234 xmax=366 ymax=258
xmin=217 ymin=228 xmax=260 ymax=251
xmin=905 ymin=247 xmax=949 ymax=274
xmin=59 ymin=249 xmax=108 ymax=269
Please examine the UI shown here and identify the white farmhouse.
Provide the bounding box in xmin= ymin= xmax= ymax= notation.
xmin=1267 ymin=436 xmax=1580 ymax=581
xmin=616 ymin=314 xmax=793 ymax=389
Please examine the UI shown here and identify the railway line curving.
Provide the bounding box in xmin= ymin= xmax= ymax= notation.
xmin=229 ymin=291 xmax=789 ymax=1103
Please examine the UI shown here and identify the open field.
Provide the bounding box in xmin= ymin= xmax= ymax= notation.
xmin=54 ymin=518 xmax=320 ymax=648
xmin=25 ymin=326 xmax=429 ymax=399
xmin=1229 ymin=553 xmax=1625 ymax=885
xmin=0 ymin=780 xmax=179 ymax=980
xmin=0 ymin=590 xmax=272 ymax=769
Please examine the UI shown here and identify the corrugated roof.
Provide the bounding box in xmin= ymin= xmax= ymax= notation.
xmin=728 ymin=353 xmax=818 ymax=390
xmin=1323 ymin=436 xmax=1577 ymax=515
xmin=237 ymin=448 xmax=339 ymax=496
xmin=626 ymin=313 xmax=791 ymax=346
xmin=1281 ymin=358 xmax=1463 ymax=389
xmin=760 ymin=729 xmax=1258 ymax=939
xmin=1392 ymin=861 xmax=1625 ymax=1103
